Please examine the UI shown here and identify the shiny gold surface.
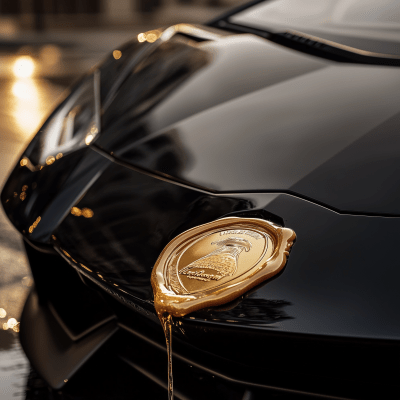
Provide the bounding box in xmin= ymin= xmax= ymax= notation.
xmin=151 ymin=217 xmax=296 ymax=318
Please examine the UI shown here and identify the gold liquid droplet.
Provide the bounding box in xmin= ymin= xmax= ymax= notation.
xmin=159 ymin=312 xmax=174 ymax=400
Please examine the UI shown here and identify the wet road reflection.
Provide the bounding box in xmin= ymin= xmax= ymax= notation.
xmin=0 ymin=41 xmax=98 ymax=400
xmin=0 ymin=329 xmax=28 ymax=400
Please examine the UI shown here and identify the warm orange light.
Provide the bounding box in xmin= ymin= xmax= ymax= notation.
xmin=71 ymin=207 xmax=82 ymax=216
xmin=56 ymin=153 xmax=63 ymax=160
xmin=138 ymin=30 xmax=161 ymax=43
xmin=82 ymin=208 xmax=94 ymax=218
xmin=113 ymin=50 xmax=122 ymax=59
xmin=13 ymin=56 xmax=35 ymax=78
xmin=20 ymin=158 xmax=28 ymax=167
xmin=85 ymin=133 xmax=95 ymax=145
xmin=7 ymin=318 xmax=17 ymax=329
xmin=62 ymin=249 xmax=71 ymax=258
xmin=146 ymin=33 xmax=158 ymax=43
xmin=0 ymin=308 xmax=6 ymax=318
xmin=29 ymin=216 xmax=41 ymax=233
xmin=11 ymin=79 xmax=42 ymax=137
xmin=80 ymin=263 xmax=93 ymax=272
xmin=20 ymin=192 xmax=26 ymax=201
xmin=12 ymin=81 xmax=34 ymax=99
xmin=22 ymin=185 xmax=28 ymax=191
xmin=46 ymin=155 xmax=55 ymax=165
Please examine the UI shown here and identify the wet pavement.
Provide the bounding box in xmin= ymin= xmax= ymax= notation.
xmin=0 ymin=54 xmax=96 ymax=400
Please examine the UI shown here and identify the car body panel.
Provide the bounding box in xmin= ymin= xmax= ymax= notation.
xmin=96 ymin=30 xmax=400 ymax=215
xmin=46 ymin=159 xmax=400 ymax=342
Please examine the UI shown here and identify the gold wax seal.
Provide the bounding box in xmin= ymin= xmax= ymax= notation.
xmin=151 ymin=217 xmax=296 ymax=318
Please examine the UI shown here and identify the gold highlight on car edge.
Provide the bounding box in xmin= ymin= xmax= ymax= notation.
xmin=151 ymin=217 xmax=296 ymax=318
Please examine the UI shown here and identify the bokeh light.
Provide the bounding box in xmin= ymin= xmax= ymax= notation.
xmin=82 ymin=208 xmax=94 ymax=218
xmin=113 ymin=50 xmax=122 ymax=59
xmin=7 ymin=318 xmax=17 ymax=329
xmin=13 ymin=56 xmax=35 ymax=78
xmin=85 ymin=133 xmax=95 ymax=145
xmin=46 ymin=155 xmax=55 ymax=165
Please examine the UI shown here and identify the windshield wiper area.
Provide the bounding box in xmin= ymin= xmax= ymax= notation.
xmin=213 ymin=21 xmax=400 ymax=67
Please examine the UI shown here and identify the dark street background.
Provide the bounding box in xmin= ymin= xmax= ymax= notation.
xmin=0 ymin=1 xmax=246 ymax=398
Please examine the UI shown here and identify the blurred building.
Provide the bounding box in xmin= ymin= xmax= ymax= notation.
xmin=0 ymin=0 xmax=241 ymax=30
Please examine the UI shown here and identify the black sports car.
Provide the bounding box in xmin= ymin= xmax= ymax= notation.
xmin=3 ymin=0 xmax=400 ymax=398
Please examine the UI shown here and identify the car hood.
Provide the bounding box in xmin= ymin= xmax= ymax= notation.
xmin=3 ymin=24 xmax=400 ymax=351
xmin=96 ymin=25 xmax=400 ymax=216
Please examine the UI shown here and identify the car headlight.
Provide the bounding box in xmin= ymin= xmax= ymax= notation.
xmin=22 ymin=71 xmax=101 ymax=171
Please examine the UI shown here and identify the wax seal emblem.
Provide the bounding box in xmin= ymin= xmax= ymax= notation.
xmin=151 ymin=217 xmax=296 ymax=318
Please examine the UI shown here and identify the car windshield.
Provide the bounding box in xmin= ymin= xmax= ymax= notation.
xmin=230 ymin=0 xmax=400 ymax=54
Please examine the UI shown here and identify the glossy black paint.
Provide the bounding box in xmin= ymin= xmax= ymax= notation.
xmin=1 ymin=148 xmax=111 ymax=242
xmin=93 ymin=26 xmax=400 ymax=216
xmin=47 ymin=159 xmax=400 ymax=343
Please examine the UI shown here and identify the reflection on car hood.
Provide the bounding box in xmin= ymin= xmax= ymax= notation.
xmin=97 ymin=26 xmax=400 ymax=216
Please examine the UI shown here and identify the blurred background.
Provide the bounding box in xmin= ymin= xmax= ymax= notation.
xmin=0 ymin=1 xmax=247 ymax=399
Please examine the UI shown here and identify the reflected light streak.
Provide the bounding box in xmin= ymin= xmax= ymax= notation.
xmin=137 ymin=30 xmax=162 ymax=43
xmin=28 ymin=216 xmax=41 ymax=233
xmin=85 ymin=133 xmax=95 ymax=145
xmin=46 ymin=155 xmax=55 ymax=165
xmin=137 ymin=33 xmax=146 ymax=43
xmin=11 ymin=78 xmax=43 ymax=138
xmin=71 ymin=207 xmax=82 ymax=217
xmin=80 ymin=263 xmax=93 ymax=272
xmin=85 ymin=124 xmax=99 ymax=145
xmin=82 ymin=208 xmax=94 ymax=218
xmin=12 ymin=81 xmax=34 ymax=99
xmin=71 ymin=206 xmax=94 ymax=218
